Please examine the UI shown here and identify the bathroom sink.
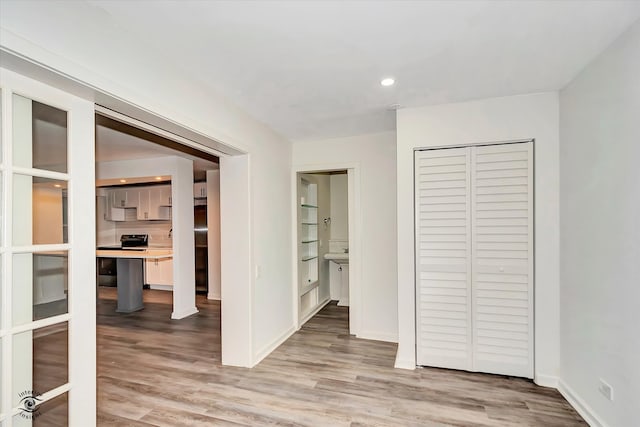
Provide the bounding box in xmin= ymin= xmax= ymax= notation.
xmin=324 ymin=252 xmax=349 ymax=265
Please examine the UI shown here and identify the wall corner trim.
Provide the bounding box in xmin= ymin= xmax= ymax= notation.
xmin=171 ymin=307 xmax=199 ymax=320
xmin=252 ymin=325 xmax=297 ymax=367
xmin=558 ymin=379 xmax=608 ymax=427
xmin=534 ymin=374 xmax=558 ymax=388
xmin=394 ymin=357 xmax=416 ymax=370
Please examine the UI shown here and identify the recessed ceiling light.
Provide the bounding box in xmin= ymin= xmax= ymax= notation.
xmin=155 ymin=176 xmax=162 ymax=181
xmin=54 ymin=184 xmax=62 ymax=188
xmin=120 ymin=179 xmax=127 ymax=183
xmin=380 ymin=77 xmax=395 ymax=87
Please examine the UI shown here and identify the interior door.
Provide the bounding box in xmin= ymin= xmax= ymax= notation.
xmin=414 ymin=147 xmax=472 ymax=370
xmin=471 ymin=142 xmax=534 ymax=378
xmin=0 ymin=68 xmax=96 ymax=426
xmin=415 ymin=142 xmax=533 ymax=379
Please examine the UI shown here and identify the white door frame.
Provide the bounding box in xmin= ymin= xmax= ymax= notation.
xmin=292 ymin=163 xmax=362 ymax=335
xmin=0 ymin=67 xmax=96 ymax=426
xmin=2 ymin=48 xmax=255 ymax=405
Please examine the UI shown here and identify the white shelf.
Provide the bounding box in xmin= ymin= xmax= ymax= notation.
xmin=300 ymin=280 xmax=319 ymax=295
xmin=298 ymin=176 xmax=321 ymax=324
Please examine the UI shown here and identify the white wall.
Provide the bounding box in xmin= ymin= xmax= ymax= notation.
xmin=396 ymin=93 xmax=560 ymax=385
xmin=559 ymin=22 xmax=640 ymax=427
xmin=293 ymin=131 xmax=398 ymax=342
xmin=330 ymin=174 xmax=348 ymax=240
xmin=1 ymin=2 xmax=293 ymax=366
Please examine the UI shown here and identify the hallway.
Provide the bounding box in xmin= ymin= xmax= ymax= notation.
xmin=96 ymin=289 xmax=584 ymax=426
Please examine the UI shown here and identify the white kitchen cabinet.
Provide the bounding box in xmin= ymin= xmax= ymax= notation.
xmin=124 ymin=188 xmax=140 ymax=208
xmin=104 ymin=206 xmax=125 ymax=221
xmin=137 ymin=189 xmax=151 ymax=220
xmin=194 ymin=181 xmax=207 ymax=199
xmin=145 ymin=257 xmax=173 ymax=288
xmin=137 ymin=186 xmax=171 ymax=220
xmin=102 ymin=185 xmax=171 ymax=222
xmin=111 ymin=188 xmax=138 ymax=208
xmin=159 ymin=185 xmax=172 ymax=206
xmin=111 ymin=189 xmax=126 ymax=208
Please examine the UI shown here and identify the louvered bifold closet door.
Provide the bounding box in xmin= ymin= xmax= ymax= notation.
xmin=415 ymin=148 xmax=472 ymax=370
xmin=471 ymin=142 xmax=533 ymax=378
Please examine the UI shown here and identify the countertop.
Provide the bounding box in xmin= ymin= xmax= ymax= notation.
xmin=96 ymin=248 xmax=173 ymax=259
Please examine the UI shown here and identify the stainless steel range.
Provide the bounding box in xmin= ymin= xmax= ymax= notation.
xmin=97 ymin=235 xmax=149 ymax=286
xmin=98 ymin=234 xmax=149 ymax=251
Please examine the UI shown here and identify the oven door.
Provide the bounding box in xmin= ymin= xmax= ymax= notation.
xmin=97 ymin=257 xmax=117 ymax=286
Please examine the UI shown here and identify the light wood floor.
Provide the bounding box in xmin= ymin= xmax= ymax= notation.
xmin=97 ymin=288 xmax=585 ymax=426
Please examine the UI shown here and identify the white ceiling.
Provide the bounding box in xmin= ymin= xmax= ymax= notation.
xmin=90 ymin=0 xmax=640 ymax=141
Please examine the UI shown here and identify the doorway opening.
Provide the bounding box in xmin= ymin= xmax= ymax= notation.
xmin=93 ymin=111 xmax=225 ymax=416
xmin=295 ymin=168 xmax=358 ymax=335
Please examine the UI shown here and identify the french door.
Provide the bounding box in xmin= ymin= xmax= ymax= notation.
xmin=0 ymin=69 xmax=96 ymax=426
xmin=415 ymin=141 xmax=534 ymax=378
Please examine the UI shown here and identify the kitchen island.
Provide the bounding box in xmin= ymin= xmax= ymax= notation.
xmin=96 ymin=248 xmax=173 ymax=313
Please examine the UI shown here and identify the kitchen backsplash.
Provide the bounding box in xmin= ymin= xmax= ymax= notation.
xmin=116 ymin=221 xmax=172 ymax=246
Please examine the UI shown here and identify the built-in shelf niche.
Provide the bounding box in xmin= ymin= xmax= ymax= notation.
xmin=297 ymin=175 xmax=324 ymax=324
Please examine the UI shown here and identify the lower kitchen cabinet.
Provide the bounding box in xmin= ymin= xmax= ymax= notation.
xmin=144 ymin=257 xmax=173 ymax=289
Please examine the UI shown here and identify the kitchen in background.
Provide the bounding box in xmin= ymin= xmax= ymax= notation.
xmin=96 ymin=179 xmax=210 ymax=294
xmin=94 ymin=112 xmax=221 ymax=311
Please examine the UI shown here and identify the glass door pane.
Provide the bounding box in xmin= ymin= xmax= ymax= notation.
xmin=12 ymin=176 xmax=68 ymax=246
xmin=1 ymin=69 xmax=96 ymax=427
xmin=12 ymin=94 xmax=67 ymax=173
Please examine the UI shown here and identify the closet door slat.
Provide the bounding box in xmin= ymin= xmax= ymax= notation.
xmin=471 ymin=142 xmax=533 ymax=378
xmin=415 ymin=148 xmax=472 ymax=371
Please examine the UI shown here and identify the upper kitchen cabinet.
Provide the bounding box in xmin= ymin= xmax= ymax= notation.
xmin=111 ymin=188 xmax=139 ymax=208
xmin=137 ymin=186 xmax=171 ymax=221
xmin=159 ymin=185 xmax=172 ymax=206
xmin=101 ymin=184 xmax=171 ymax=222
xmin=194 ymin=181 xmax=207 ymax=199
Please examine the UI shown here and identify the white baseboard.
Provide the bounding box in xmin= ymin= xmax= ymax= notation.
xmin=357 ymin=330 xmax=398 ymax=343
xmin=253 ymin=325 xmax=297 ymax=366
xmin=299 ymin=297 xmax=331 ymax=326
xmin=394 ymin=356 xmax=416 ymax=370
xmin=534 ymin=374 xmax=558 ymax=388
xmin=171 ymin=306 xmax=199 ymax=320
xmin=149 ymin=284 xmax=172 ymax=291
xmin=558 ymin=379 xmax=607 ymax=427
xmin=207 ymin=293 xmax=220 ymax=301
